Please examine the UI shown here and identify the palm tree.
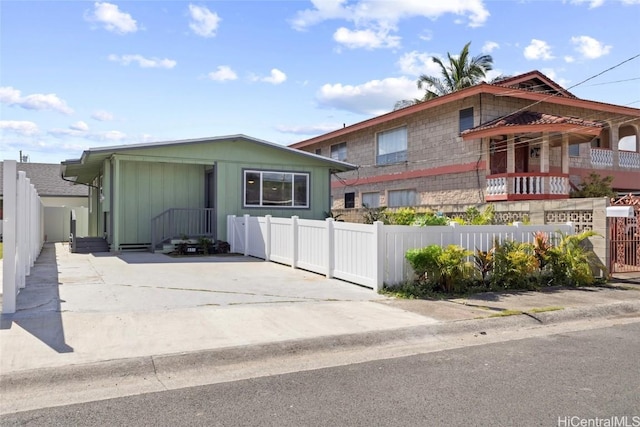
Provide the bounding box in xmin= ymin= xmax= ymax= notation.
xmin=417 ymin=41 xmax=493 ymax=100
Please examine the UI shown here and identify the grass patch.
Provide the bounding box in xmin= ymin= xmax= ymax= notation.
xmin=489 ymin=309 xmax=523 ymax=318
xmin=529 ymin=306 xmax=564 ymax=314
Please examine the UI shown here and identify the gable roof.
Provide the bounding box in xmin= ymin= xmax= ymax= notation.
xmin=491 ymin=70 xmax=576 ymax=98
xmin=290 ymin=70 xmax=640 ymax=149
xmin=62 ymin=134 xmax=357 ymax=184
xmin=0 ymin=162 xmax=88 ymax=197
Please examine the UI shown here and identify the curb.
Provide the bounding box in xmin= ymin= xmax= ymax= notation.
xmin=2 ymin=300 xmax=639 ymax=391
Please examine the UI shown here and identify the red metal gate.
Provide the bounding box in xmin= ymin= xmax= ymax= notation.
xmin=609 ymin=216 xmax=640 ymax=273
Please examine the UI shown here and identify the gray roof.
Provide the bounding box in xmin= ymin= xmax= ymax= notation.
xmin=0 ymin=162 xmax=88 ymax=197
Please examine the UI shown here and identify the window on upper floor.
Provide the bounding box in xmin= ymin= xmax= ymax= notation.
xmin=361 ymin=192 xmax=380 ymax=208
xmin=591 ymin=138 xmax=601 ymax=148
xmin=244 ymin=170 xmax=309 ymax=208
xmin=344 ymin=192 xmax=355 ymax=208
xmin=315 ymin=148 xmax=322 ymax=155
xmin=331 ymin=142 xmax=347 ymax=161
xmin=459 ymin=107 xmax=474 ymax=133
xmin=388 ymin=189 xmax=416 ymax=208
xmin=569 ymin=144 xmax=581 ymax=157
xmin=376 ymin=126 xmax=407 ymax=165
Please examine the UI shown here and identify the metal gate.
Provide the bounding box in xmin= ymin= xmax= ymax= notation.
xmin=609 ymin=216 xmax=640 ymax=273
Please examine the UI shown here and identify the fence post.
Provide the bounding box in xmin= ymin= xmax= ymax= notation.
xmin=227 ymin=215 xmax=236 ymax=252
xmin=2 ymin=160 xmax=17 ymax=314
xmin=373 ymin=221 xmax=385 ymax=292
xmin=448 ymin=221 xmax=458 ymax=247
xmin=512 ymin=221 xmax=522 ymax=242
xmin=17 ymin=171 xmax=27 ymax=289
xmin=325 ymin=218 xmax=334 ymax=278
xmin=291 ymin=216 xmax=299 ymax=268
xmin=265 ymin=215 xmax=272 ymax=262
xmin=243 ymin=214 xmax=250 ymax=256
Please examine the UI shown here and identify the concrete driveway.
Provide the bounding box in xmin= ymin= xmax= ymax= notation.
xmin=1 ymin=243 xmax=437 ymax=373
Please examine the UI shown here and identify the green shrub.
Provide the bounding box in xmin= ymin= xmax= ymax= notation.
xmin=362 ymin=206 xmax=390 ymax=224
xmin=391 ymin=208 xmax=416 ymax=225
xmin=438 ymin=245 xmax=473 ymax=293
xmin=466 ymin=205 xmax=494 ymax=225
xmin=412 ymin=212 xmax=449 ymax=226
xmin=491 ymin=240 xmax=538 ymax=290
xmin=405 ymin=244 xmax=442 ymax=281
xmin=546 ymin=231 xmax=606 ymax=286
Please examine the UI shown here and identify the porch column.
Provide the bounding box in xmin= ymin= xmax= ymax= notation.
xmin=506 ymin=134 xmax=516 ymax=196
xmin=506 ymin=134 xmax=515 ymax=173
xmin=112 ymin=156 xmax=120 ymax=252
xmin=561 ymin=133 xmax=570 ymax=174
xmin=609 ymin=122 xmax=619 ymax=167
xmin=540 ymin=132 xmax=550 ymax=173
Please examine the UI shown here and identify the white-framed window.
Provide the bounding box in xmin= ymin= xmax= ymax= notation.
xmin=362 ymin=192 xmax=380 ymax=208
xmin=388 ymin=189 xmax=416 ymax=207
xmin=331 ymin=142 xmax=347 ymax=161
xmin=244 ymin=170 xmax=309 ymax=208
xmin=377 ymin=126 xmax=407 ymax=165
xmin=459 ymin=107 xmax=474 ymax=133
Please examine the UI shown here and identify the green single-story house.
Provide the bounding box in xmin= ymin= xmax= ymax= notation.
xmin=61 ymin=135 xmax=356 ymax=252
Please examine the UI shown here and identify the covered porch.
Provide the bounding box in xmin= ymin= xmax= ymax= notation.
xmin=462 ymin=110 xmax=603 ymax=201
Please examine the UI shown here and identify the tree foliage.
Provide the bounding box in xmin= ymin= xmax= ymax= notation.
xmin=570 ymin=173 xmax=616 ymax=199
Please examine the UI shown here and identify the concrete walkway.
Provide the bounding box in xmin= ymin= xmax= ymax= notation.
xmin=1 ymin=243 xmax=639 ymax=376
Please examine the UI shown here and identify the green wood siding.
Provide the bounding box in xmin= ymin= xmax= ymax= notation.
xmin=118 ymin=160 xmax=204 ymax=245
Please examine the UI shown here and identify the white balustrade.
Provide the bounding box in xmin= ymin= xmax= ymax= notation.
xmin=619 ymin=151 xmax=640 ymax=169
xmin=590 ymin=148 xmax=613 ymax=167
xmin=486 ymin=177 xmax=507 ymax=196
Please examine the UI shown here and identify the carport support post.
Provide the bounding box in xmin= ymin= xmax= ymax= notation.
xmin=325 ymin=218 xmax=334 ymax=279
xmin=17 ymin=171 xmax=27 ymax=289
xmin=291 ymin=216 xmax=299 ymax=269
xmin=2 ymin=160 xmax=17 ymax=314
xmin=373 ymin=221 xmax=384 ymax=292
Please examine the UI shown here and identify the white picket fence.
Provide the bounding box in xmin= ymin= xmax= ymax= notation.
xmin=227 ymin=215 xmax=574 ymax=291
xmin=2 ymin=160 xmax=44 ymax=314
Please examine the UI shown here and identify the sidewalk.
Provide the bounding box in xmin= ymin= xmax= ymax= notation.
xmin=1 ymin=243 xmax=639 ymax=377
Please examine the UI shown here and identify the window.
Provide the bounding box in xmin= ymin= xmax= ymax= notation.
xmin=244 ymin=170 xmax=309 ymax=208
xmin=315 ymin=148 xmax=322 ymax=155
xmin=459 ymin=107 xmax=474 ymax=133
xmin=330 ymin=142 xmax=347 ymax=161
xmin=377 ymin=126 xmax=407 ymax=165
xmin=590 ymin=138 xmax=601 ymax=148
xmin=362 ymin=192 xmax=380 ymax=208
xmin=344 ymin=192 xmax=355 ymax=208
xmin=569 ymin=144 xmax=581 ymax=157
xmin=388 ymin=189 xmax=416 ymax=207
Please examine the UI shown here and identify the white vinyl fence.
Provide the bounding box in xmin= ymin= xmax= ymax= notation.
xmin=227 ymin=215 xmax=574 ymax=292
xmin=2 ymin=160 xmax=44 ymax=314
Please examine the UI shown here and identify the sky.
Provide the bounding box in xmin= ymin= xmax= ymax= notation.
xmin=1 ymin=0 xmax=640 ymax=164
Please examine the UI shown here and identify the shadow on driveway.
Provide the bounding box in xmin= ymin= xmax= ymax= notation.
xmin=1 ymin=243 xmax=73 ymax=353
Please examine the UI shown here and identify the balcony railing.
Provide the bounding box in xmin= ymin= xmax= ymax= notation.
xmin=486 ymin=173 xmax=569 ymax=201
xmin=590 ymin=148 xmax=640 ymax=169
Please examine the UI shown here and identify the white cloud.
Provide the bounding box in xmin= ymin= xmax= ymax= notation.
xmin=524 ymin=39 xmax=554 ymax=60
xmin=397 ymin=51 xmax=442 ymax=76
xmin=276 ymin=123 xmax=343 ymax=135
xmin=482 ymin=41 xmax=499 ymax=54
xmin=568 ymin=0 xmax=605 ymax=8
xmin=622 ymin=0 xmax=640 ymax=4
xmin=540 ymin=68 xmax=571 ymax=88
xmin=257 ymin=69 xmax=287 ymax=85
xmin=86 ymin=2 xmax=138 ymax=34
xmin=108 ymin=54 xmax=177 ymax=69
xmin=70 ymin=121 xmax=89 ymax=131
xmin=571 ymin=35 xmax=612 ymax=59
xmin=333 ymin=27 xmax=400 ymax=49
xmin=0 ymin=86 xmax=73 ymax=114
xmin=0 ymin=120 xmax=39 ymax=136
xmin=316 ymin=76 xmax=422 ymax=115
xmin=291 ymin=0 xmax=490 ymax=31
xmin=207 ymin=65 xmax=238 ymax=81
xmin=102 ymin=130 xmax=127 ymax=141
xmin=188 ymin=4 xmax=221 ymax=38
xmin=91 ymin=110 xmax=114 ymax=121
xmin=564 ymin=56 xmax=575 ymax=63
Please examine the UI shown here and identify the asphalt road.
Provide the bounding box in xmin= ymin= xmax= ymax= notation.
xmin=3 ymin=322 xmax=640 ymax=427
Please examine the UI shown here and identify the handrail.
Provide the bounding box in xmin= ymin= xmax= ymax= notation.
xmin=151 ymin=208 xmax=216 ymax=251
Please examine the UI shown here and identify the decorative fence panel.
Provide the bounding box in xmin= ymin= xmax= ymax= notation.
xmin=228 ymin=215 xmax=574 ymax=292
